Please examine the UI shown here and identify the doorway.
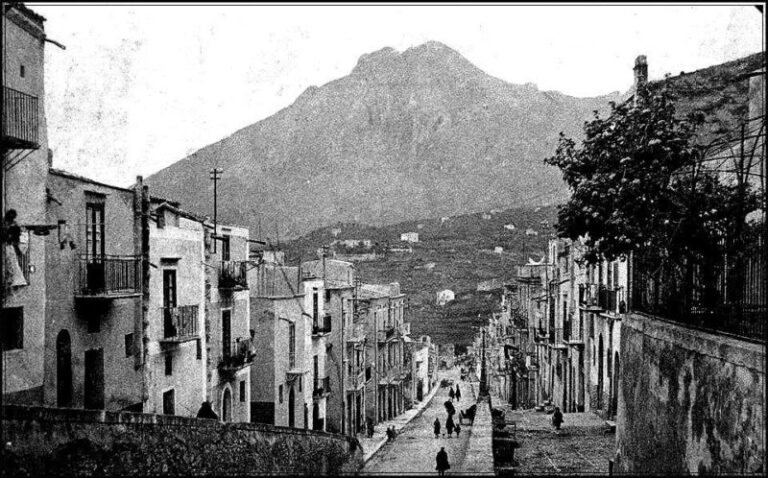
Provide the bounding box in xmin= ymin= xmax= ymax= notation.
xmin=222 ymin=388 xmax=232 ymax=422
xmin=288 ymin=387 xmax=295 ymax=427
xmin=56 ymin=330 xmax=73 ymax=407
xmin=84 ymin=348 xmax=104 ymax=409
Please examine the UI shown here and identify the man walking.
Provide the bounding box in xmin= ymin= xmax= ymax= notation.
xmin=435 ymin=447 xmax=450 ymax=476
xmin=455 ymin=384 xmax=461 ymax=402
xmin=433 ymin=418 xmax=441 ymax=438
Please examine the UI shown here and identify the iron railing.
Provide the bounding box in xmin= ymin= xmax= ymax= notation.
xmin=2 ymin=86 xmax=39 ymax=149
xmin=579 ymin=284 xmax=601 ymax=308
xmin=312 ymin=314 xmax=332 ymax=335
xmin=631 ymin=224 xmax=766 ymax=341
xmin=161 ymin=305 xmax=199 ymax=340
xmin=220 ymin=337 xmax=255 ymax=372
xmin=75 ymin=255 xmax=141 ymax=296
xmin=599 ymin=287 xmax=626 ymax=315
xmin=219 ymin=260 xmax=248 ymax=289
xmin=313 ymin=376 xmax=331 ymax=397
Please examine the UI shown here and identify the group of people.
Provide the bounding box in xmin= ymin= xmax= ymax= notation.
xmin=448 ymin=384 xmax=461 ymax=402
xmin=386 ymin=426 xmax=398 ymax=442
xmin=433 ymin=416 xmax=461 ymax=438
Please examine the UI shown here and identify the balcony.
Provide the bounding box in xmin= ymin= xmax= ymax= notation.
xmin=579 ymin=284 xmax=603 ymax=310
xmin=219 ymin=261 xmax=248 ymax=290
xmin=599 ymin=287 xmax=626 ymax=316
xmin=346 ymin=323 xmax=366 ymax=344
xmin=565 ymin=320 xmax=584 ymax=347
xmin=548 ymin=327 xmax=567 ymax=350
xmin=159 ymin=305 xmax=199 ymax=344
xmin=2 ymin=86 xmax=39 ymax=150
xmin=219 ymin=337 xmax=255 ymax=378
xmin=312 ymin=314 xmax=332 ymax=337
xmin=377 ymin=325 xmax=398 ymax=342
xmin=313 ymin=376 xmax=331 ymax=399
xmin=346 ymin=370 xmax=366 ymax=390
xmin=75 ymin=255 xmax=141 ymax=299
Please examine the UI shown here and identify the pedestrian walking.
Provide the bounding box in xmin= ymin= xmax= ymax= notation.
xmin=552 ymin=406 xmax=564 ymax=431
xmin=435 ymin=447 xmax=450 ymax=476
xmin=455 ymin=423 xmax=461 ymax=437
xmin=448 ymin=387 xmax=455 ymax=401
xmin=446 ymin=415 xmax=455 ymax=437
xmin=455 ymin=384 xmax=461 ymax=402
xmin=433 ymin=418 xmax=441 ymax=438
xmin=366 ymin=417 xmax=375 ymax=438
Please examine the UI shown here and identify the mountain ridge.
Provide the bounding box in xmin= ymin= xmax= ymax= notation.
xmin=146 ymin=41 xmax=622 ymax=238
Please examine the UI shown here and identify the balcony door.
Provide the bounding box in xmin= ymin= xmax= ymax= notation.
xmin=85 ymin=201 xmax=105 ymax=259
xmin=222 ymin=309 xmax=232 ymax=359
xmin=56 ymin=330 xmax=73 ymax=407
xmin=85 ymin=201 xmax=106 ymax=291
xmin=84 ymin=348 xmax=104 ymax=410
xmin=163 ymin=270 xmax=177 ymax=338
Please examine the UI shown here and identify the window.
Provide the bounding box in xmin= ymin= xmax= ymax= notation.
xmin=298 ymin=376 xmax=302 ymax=392
xmin=222 ymin=309 xmax=232 ymax=358
xmin=196 ymin=338 xmax=202 ymax=360
xmin=124 ymin=334 xmax=134 ymax=357
xmin=85 ymin=200 xmax=105 ymax=258
xmin=162 ymin=389 xmax=175 ymax=415
xmin=288 ymin=323 xmax=296 ymax=368
xmin=20 ymin=64 xmax=25 ymax=77
xmin=313 ymin=355 xmax=319 ymax=390
xmin=279 ymin=385 xmax=283 ymax=403
xmin=325 ymin=289 xmax=331 ymax=303
xmin=221 ymin=235 xmax=231 ymax=261
xmin=312 ymin=288 xmax=319 ymax=321
xmin=240 ymin=381 xmax=246 ymax=402
xmin=165 ymin=355 xmax=173 ymax=376
xmin=1 ymin=307 xmax=23 ymax=351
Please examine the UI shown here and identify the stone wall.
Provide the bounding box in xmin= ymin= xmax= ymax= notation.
xmin=460 ymin=397 xmax=495 ymax=475
xmin=2 ymin=405 xmax=363 ymax=476
xmin=615 ymin=313 xmax=765 ymax=474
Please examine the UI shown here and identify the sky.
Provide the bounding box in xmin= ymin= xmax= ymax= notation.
xmin=29 ymin=3 xmax=765 ymax=187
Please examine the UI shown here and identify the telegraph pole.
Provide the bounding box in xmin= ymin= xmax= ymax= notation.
xmin=209 ymin=168 xmax=223 ymax=253
xmin=480 ymin=326 xmax=488 ymax=397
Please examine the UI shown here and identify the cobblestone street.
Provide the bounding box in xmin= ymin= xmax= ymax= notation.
xmin=362 ymin=368 xmax=479 ymax=475
xmin=498 ymin=407 xmax=616 ymax=474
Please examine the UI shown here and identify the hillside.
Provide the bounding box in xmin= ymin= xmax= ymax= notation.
xmin=146 ymin=41 xmax=620 ymax=238
xmin=284 ymin=205 xmax=558 ymax=346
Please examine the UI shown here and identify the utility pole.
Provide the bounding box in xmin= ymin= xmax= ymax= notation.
xmin=209 ymin=168 xmax=223 ymax=253
xmin=480 ymin=326 xmax=488 ymax=397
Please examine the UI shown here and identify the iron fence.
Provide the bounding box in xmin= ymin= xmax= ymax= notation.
xmin=631 ymin=224 xmax=766 ymax=341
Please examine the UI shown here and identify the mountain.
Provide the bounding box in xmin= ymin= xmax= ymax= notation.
xmin=146 ymin=41 xmax=621 ymax=238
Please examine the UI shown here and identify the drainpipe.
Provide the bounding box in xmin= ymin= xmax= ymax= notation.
xmin=133 ymin=176 xmax=150 ymax=405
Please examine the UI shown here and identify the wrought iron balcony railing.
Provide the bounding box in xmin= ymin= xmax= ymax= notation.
xmin=579 ymin=284 xmax=601 ymax=308
xmin=313 ymin=376 xmax=331 ymax=398
xmin=75 ymin=255 xmax=141 ymax=298
xmin=2 ymin=86 xmax=39 ymax=149
xmin=599 ymin=287 xmax=626 ymax=315
xmin=219 ymin=260 xmax=248 ymax=290
xmin=160 ymin=305 xmax=199 ymax=343
xmin=219 ymin=337 xmax=255 ymax=376
xmin=312 ymin=314 xmax=332 ymax=336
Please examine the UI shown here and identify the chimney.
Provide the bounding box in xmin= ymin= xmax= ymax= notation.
xmin=633 ymin=55 xmax=648 ymax=104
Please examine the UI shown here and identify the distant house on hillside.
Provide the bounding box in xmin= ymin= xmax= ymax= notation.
xmin=482 ymin=213 xmax=492 ymax=220
xmin=440 ymin=217 xmax=450 ymax=224
xmin=333 ymin=239 xmax=372 ymax=249
xmin=525 ymin=228 xmax=538 ymax=236
xmin=490 ymin=209 xmax=502 ymax=214
xmin=331 ymin=228 xmax=341 ymax=237
xmin=400 ymin=232 xmax=419 ymax=243
xmin=494 ymin=246 xmax=503 ymax=254
xmin=504 ymin=224 xmax=516 ymax=231
xmin=477 ymin=279 xmax=502 ymax=292
xmin=417 ymin=224 xmax=424 ymax=230
xmin=436 ymin=289 xmax=455 ymax=306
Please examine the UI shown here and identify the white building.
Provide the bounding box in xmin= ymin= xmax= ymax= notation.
xmin=400 ymin=232 xmax=419 ymax=243
xmin=436 ymin=289 xmax=455 ymax=306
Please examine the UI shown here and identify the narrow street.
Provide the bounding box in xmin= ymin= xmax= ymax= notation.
xmin=361 ymin=368 xmax=478 ymax=475
xmin=497 ymin=406 xmax=615 ymax=474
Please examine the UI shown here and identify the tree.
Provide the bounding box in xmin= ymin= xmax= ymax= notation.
xmin=544 ymin=85 xmax=759 ymax=267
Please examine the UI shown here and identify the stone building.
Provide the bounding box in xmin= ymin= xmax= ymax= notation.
xmin=2 ymin=3 xmax=52 ymax=406
xmin=248 ymin=263 xmax=306 ymax=427
xmin=358 ymin=282 xmax=408 ymax=424
xmin=43 ymin=170 xmax=144 ymax=412
xmin=301 ymin=258 xmax=365 ymax=437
